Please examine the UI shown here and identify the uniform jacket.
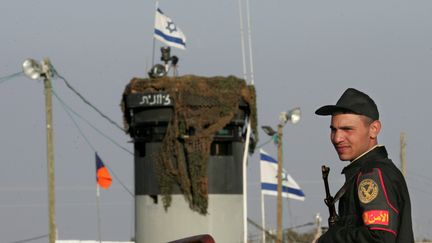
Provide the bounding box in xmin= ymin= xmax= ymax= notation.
xmin=318 ymin=146 xmax=414 ymax=243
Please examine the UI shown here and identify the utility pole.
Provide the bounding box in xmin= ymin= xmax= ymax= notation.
xmin=23 ymin=58 xmax=56 ymax=243
xmin=400 ymin=132 xmax=407 ymax=177
xmin=261 ymin=108 xmax=301 ymax=243
xmin=42 ymin=58 xmax=56 ymax=243
xmin=276 ymin=124 xmax=283 ymax=243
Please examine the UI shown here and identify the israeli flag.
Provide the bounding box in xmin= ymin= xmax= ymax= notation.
xmin=154 ymin=8 xmax=186 ymax=50
xmin=260 ymin=149 xmax=305 ymax=201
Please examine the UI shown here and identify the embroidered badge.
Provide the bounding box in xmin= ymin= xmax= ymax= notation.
xmin=358 ymin=178 xmax=379 ymax=203
xmin=363 ymin=210 xmax=389 ymax=226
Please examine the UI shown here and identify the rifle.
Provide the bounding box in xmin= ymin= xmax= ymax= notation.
xmin=321 ymin=165 xmax=339 ymax=226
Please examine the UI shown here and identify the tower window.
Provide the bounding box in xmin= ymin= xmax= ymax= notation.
xmin=210 ymin=141 xmax=232 ymax=156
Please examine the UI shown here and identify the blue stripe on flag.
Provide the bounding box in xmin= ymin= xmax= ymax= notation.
xmin=260 ymin=152 xmax=277 ymax=164
xmin=261 ymin=182 xmax=305 ymax=197
xmin=154 ymin=29 xmax=186 ymax=46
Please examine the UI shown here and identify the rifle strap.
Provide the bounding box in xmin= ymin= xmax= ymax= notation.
xmin=330 ymin=173 xmax=358 ymax=206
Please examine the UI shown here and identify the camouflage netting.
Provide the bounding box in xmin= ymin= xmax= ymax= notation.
xmin=122 ymin=75 xmax=257 ymax=214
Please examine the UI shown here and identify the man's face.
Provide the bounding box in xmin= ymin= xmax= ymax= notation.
xmin=330 ymin=113 xmax=378 ymax=161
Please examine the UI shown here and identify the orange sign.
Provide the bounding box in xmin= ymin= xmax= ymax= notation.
xmin=363 ymin=210 xmax=389 ymax=226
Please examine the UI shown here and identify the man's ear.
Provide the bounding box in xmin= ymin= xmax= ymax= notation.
xmin=369 ymin=120 xmax=381 ymax=139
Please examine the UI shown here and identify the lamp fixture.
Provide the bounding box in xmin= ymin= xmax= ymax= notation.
xmin=280 ymin=107 xmax=301 ymax=125
xmin=261 ymin=125 xmax=277 ymax=136
xmin=148 ymin=64 xmax=167 ymax=78
xmin=22 ymin=58 xmax=52 ymax=80
xmin=22 ymin=59 xmax=43 ymax=80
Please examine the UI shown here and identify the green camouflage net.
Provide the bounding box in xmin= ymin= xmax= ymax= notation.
xmin=122 ymin=75 xmax=257 ymax=214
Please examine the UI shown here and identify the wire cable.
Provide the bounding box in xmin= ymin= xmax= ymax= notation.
xmin=52 ymin=89 xmax=133 ymax=156
xmin=408 ymin=171 xmax=432 ymax=186
xmin=255 ymin=136 xmax=274 ymax=149
xmin=53 ymin=90 xmax=134 ymax=198
xmin=407 ymin=184 xmax=432 ymax=198
xmin=52 ymin=67 xmax=125 ymax=132
xmin=0 ymin=71 xmax=23 ymax=84
xmin=8 ymin=234 xmax=48 ymax=243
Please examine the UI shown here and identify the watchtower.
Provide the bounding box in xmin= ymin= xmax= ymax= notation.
xmin=122 ymin=75 xmax=257 ymax=243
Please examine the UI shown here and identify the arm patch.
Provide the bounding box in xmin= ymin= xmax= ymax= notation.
xmin=358 ymin=178 xmax=379 ymax=204
xmin=357 ymin=168 xmax=399 ymax=235
xmin=363 ymin=210 xmax=389 ymax=226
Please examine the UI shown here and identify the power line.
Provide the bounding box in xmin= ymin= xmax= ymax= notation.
xmin=52 ymin=89 xmax=133 ymax=156
xmin=247 ymin=217 xmax=278 ymax=241
xmin=8 ymin=234 xmax=48 ymax=243
xmin=0 ymin=200 xmax=132 ymax=208
xmin=2 ymin=68 xmax=136 ymax=241
xmin=247 ymin=217 xmax=315 ymax=241
xmin=0 ymin=71 xmax=23 ymax=84
xmin=408 ymin=171 xmax=432 ymax=186
xmin=53 ymin=90 xmax=134 ymax=198
xmin=407 ymin=184 xmax=432 ymax=198
xmin=52 ymin=67 xmax=125 ymax=132
xmin=256 ymin=137 xmax=274 ymax=149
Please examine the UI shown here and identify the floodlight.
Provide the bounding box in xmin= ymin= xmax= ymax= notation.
xmin=148 ymin=64 xmax=167 ymax=79
xmin=315 ymin=213 xmax=322 ymax=225
xmin=279 ymin=111 xmax=289 ymax=124
xmin=22 ymin=59 xmax=43 ymax=80
xmin=287 ymin=107 xmax=301 ymax=124
xmin=280 ymin=107 xmax=301 ymax=125
xmin=261 ymin=125 xmax=276 ymax=136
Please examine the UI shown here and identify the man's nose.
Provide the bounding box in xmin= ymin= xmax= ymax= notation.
xmin=332 ymin=131 xmax=344 ymax=143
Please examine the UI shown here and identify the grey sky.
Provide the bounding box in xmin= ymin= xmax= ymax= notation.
xmin=1 ymin=0 xmax=432 ymax=242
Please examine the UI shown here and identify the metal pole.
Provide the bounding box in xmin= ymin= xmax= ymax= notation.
xmin=43 ymin=58 xmax=56 ymax=243
xmin=400 ymin=132 xmax=407 ymax=177
xmin=97 ymin=185 xmax=102 ymax=243
xmin=245 ymin=0 xmax=255 ymax=85
xmin=242 ymin=121 xmax=251 ymax=243
xmin=152 ymin=1 xmax=159 ymax=66
xmin=276 ymin=124 xmax=283 ymax=243
xmin=261 ymin=192 xmax=266 ymax=243
xmin=238 ymin=0 xmax=248 ymax=82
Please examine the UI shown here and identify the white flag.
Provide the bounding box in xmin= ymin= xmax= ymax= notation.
xmin=154 ymin=8 xmax=186 ymax=50
xmin=260 ymin=149 xmax=305 ymax=201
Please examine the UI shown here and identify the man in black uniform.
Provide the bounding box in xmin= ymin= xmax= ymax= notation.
xmin=315 ymin=88 xmax=414 ymax=243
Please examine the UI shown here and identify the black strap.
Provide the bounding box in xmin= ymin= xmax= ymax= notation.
xmin=330 ymin=173 xmax=358 ymax=206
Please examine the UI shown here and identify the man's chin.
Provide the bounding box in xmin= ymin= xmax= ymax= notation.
xmin=337 ymin=154 xmax=352 ymax=161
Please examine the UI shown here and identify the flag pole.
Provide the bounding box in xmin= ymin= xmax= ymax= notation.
xmin=238 ymin=0 xmax=247 ymax=81
xmin=96 ymin=184 xmax=102 ymax=243
xmin=261 ymin=191 xmax=266 ymax=243
xmin=238 ymin=1 xmax=250 ymax=242
xmin=245 ymin=0 xmax=255 ymax=85
xmin=241 ymin=121 xmax=251 ymax=243
xmin=151 ymin=0 xmax=159 ymax=66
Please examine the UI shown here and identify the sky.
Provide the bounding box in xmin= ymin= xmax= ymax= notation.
xmin=1 ymin=0 xmax=432 ymax=242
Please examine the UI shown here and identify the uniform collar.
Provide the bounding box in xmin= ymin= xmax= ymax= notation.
xmin=341 ymin=145 xmax=388 ymax=176
xmin=351 ymin=144 xmax=381 ymax=163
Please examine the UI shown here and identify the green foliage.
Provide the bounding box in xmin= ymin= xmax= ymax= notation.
xmin=122 ymin=75 xmax=257 ymax=214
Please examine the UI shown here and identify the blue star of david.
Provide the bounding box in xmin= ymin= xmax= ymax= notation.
xmin=165 ymin=21 xmax=177 ymax=33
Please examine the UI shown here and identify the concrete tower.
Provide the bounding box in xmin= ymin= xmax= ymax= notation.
xmin=122 ymin=75 xmax=256 ymax=243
